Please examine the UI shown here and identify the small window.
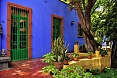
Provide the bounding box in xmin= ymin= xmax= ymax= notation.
xmin=53 ymin=17 xmax=61 ymax=40
xmin=78 ymin=23 xmax=83 ymax=37
xmin=51 ymin=14 xmax=64 ymax=42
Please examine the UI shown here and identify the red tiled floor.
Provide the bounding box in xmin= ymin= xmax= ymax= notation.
xmin=0 ymin=58 xmax=52 ymax=78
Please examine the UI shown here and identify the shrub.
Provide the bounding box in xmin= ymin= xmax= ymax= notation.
xmin=95 ymin=67 xmax=117 ymax=78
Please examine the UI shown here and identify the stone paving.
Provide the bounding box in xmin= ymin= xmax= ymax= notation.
xmin=0 ymin=58 xmax=52 ymax=78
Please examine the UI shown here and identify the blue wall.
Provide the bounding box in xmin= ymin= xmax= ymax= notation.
xmin=0 ymin=0 xmax=84 ymax=58
xmin=0 ymin=0 xmax=1 ymax=23
xmin=0 ymin=0 xmax=1 ymax=54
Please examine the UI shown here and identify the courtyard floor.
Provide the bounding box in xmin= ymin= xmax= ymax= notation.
xmin=0 ymin=58 xmax=52 ymax=78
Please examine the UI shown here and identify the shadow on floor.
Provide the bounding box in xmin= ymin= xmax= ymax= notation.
xmin=0 ymin=58 xmax=53 ymax=78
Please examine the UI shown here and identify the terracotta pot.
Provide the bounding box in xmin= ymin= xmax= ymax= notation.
xmin=88 ymin=56 xmax=92 ymax=59
xmin=54 ymin=62 xmax=63 ymax=70
xmin=101 ymin=54 xmax=105 ymax=57
xmin=64 ymin=60 xmax=69 ymax=65
xmin=73 ymin=57 xmax=79 ymax=61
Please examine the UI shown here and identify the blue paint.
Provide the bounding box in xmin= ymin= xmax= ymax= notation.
xmin=0 ymin=0 xmax=1 ymax=23
xmin=0 ymin=35 xmax=1 ymax=56
xmin=0 ymin=0 xmax=84 ymax=59
xmin=0 ymin=0 xmax=2 ymax=55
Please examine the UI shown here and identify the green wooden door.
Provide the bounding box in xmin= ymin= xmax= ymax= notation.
xmin=11 ymin=7 xmax=28 ymax=61
xmin=53 ymin=17 xmax=61 ymax=40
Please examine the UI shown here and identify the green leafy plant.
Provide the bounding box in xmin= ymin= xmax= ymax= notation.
xmin=42 ymin=65 xmax=59 ymax=75
xmin=88 ymin=51 xmax=93 ymax=56
xmin=89 ymin=68 xmax=100 ymax=75
xmin=51 ymin=36 xmax=69 ymax=62
xmin=87 ymin=51 xmax=93 ymax=59
xmin=72 ymin=53 xmax=79 ymax=61
xmin=52 ymin=65 xmax=95 ymax=78
xmin=64 ymin=55 xmax=70 ymax=65
xmin=79 ymin=44 xmax=86 ymax=51
xmin=42 ymin=53 xmax=55 ymax=65
xmin=95 ymin=67 xmax=117 ymax=78
xmin=100 ymin=49 xmax=107 ymax=56
xmin=82 ymin=72 xmax=95 ymax=78
xmin=64 ymin=55 xmax=70 ymax=60
xmin=72 ymin=53 xmax=79 ymax=58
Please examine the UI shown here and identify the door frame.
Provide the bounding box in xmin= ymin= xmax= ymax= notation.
xmin=7 ymin=2 xmax=32 ymax=59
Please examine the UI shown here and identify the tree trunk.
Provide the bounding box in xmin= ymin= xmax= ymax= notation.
xmin=111 ymin=40 xmax=117 ymax=67
xmin=75 ymin=2 xmax=98 ymax=52
xmin=82 ymin=23 xmax=98 ymax=52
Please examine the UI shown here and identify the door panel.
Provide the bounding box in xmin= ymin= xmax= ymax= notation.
xmin=11 ymin=7 xmax=28 ymax=61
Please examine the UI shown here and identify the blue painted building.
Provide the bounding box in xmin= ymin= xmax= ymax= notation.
xmin=0 ymin=0 xmax=84 ymax=61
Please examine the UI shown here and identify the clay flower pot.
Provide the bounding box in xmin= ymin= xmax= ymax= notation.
xmin=88 ymin=55 xmax=92 ymax=59
xmin=73 ymin=57 xmax=79 ymax=61
xmin=54 ymin=62 xmax=63 ymax=70
xmin=64 ymin=60 xmax=69 ymax=65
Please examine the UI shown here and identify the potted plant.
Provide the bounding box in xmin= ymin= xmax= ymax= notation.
xmin=88 ymin=51 xmax=93 ymax=59
xmin=42 ymin=53 xmax=55 ymax=65
xmin=100 ymin=49 xmax=107 ymax=57
xmin=52 ymin=65 xmax=94 ymax=78
xmin=51 ymin=36 xmax=69 ymax=70
xmin=63 ymin=55 xmax=70 ymax=65
xmin=79 ymin=44 xmax=86 ymax=52
xmin=72 ymin=53 xmax=79 ymax=61
xmin=42 ymin=65 xmax=59 ymax=75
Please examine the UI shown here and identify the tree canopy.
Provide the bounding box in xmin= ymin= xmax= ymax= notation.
xmin=61 ymin=0 xmax=117 ymax=67
xmin=91 ymin=0 xmax=117 ymax=66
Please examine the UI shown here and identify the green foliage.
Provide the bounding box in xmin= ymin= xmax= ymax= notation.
xmin=91 ymin=0 xmax=117 ymax=64
xmin=82 ymin=72 xmax=95 ymax=78
xmin=64 ymin=55 xmax=70 ymax=60
xmin=89 ymin=68 xmax=100 ymax=75
xmin=95 ymin=67 xmax=117 ymax=78
xmin=42 ymin=65 xmax=59 ymax=74
xmin=72 ymin=53 xmax=79 ymax=58
xmin=91 ymin=0 xmax=116 ymax=45
xmin=88 ymin=51 xmax=93 ymax=56
xmin=42 ymin=53 xmax=55 ymax=65
xmin=100 ymin=49 xmax=107 ymax=56
xmin=42 ymin=65 xmax=95 ymax=78
xmin=52 ymin=65 xmax=95 ymax=78
xmin=51 ymin=36 xmax=69 ymax=62
xmin=79 ymin=44 xmax=86 ymax=51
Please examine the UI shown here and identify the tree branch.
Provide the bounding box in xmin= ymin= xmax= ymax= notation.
xmin=88 ymin=0 xmax=97 ymax=11
xmin=82 ymin=0 xmax=86 ymax=11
